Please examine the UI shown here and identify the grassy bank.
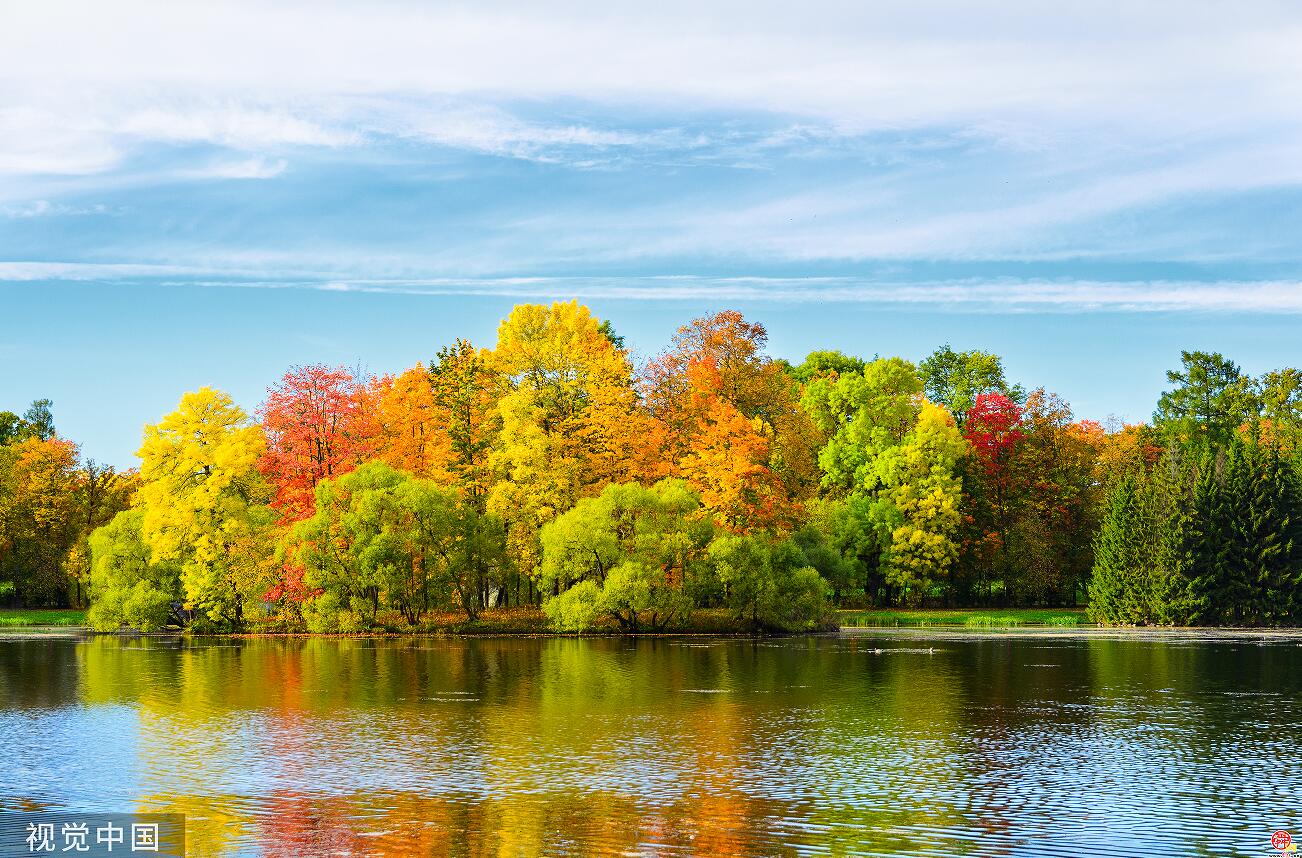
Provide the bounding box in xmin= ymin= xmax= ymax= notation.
xmin=0 ymin=608 xmax=87 ymax=627
xmin=839 ymin=607 xmax=1090 ymax=628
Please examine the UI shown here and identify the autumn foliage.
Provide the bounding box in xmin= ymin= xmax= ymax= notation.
xmin=12 ymin=305 xmax=1300 ymax=630
xmin=258 ymin=365 xmax=380 ymax=522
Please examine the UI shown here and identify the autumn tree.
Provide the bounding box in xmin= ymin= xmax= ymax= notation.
xmin=803 ymin=358 xmax=966 ymax=603
xmin=1004 ymin=391 xmax=1101 ymax=604
xmin=643 ymin=310 xmax=821 ymax=526
xmin=136 ymin=387 xmax=278 ymax=629
xmin=0 ymin=437 xmax=82 ymax=604
xmin=488 ymin=302 xmax=650 ymax=579
xmin=678 ymin=360 xmax=794 ymax=531
xmin=1257 ymin=367 xmax=1302 ymax=456
xmin=954 ymin=392 xmax=1025 ymax=601
xmin=374 ymin=365 xmax=442 ymax=479
xmin=258 ymin=364 xmax=380 ymax=522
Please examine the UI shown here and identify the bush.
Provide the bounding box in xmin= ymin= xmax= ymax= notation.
xmin=542 ymin=580 xmax=603 ymax=632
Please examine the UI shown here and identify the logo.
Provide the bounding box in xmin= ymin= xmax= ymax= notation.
xmin=1274 ymin=830 xmax=1295 ymax=853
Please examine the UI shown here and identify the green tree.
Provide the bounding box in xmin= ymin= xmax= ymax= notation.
xmin=1154 ymin=351 xmax=1258 ymax=451
xmin=287 ymin=462 xmax=508 ymax=630
xmin=21 ymin=399 xmax=56 ymax=442
xmin=538 ymin=479 xmax=711 ymax=632
xmin=544 ymin=560 xmax=693 ymax=633
xmin=704 ymin=534 xmax=831 ymax=631
xmin=802 ymin=359 xmax=966 ymax=604
xmin=918 ymin=346 xmax=1020 ymax=426
xmin=790 ymin=350 xmax=867 ymax=384
xmin=86 ymin=509 xmax=180 ymax=632
xmin=1089 ymin=453 xmax=1195 ymax=626
xmin=0 ymin=412 xmax=28 ymax=445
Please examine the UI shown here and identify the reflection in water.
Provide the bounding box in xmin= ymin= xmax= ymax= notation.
xmin=0 ymin=631 xmax=1298 ymax=856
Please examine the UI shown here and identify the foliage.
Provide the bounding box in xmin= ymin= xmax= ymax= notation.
xmin=1154 ymin=350 xmax=1259 ymax=451
xmin=488 ymin=301 xmax=651 ymax=577
xmin=704 ymin=534 xmax=831 ymax=631
xmin=86 ymin=509 xmax=180 ymax=632
xmin=1089 ymin=439 xmax=1301 ymax=627
xmin=543 ymin=561 xmax=694 ymax=633
xmin=135 ymin=387 xmax=278 ymax=630
xmin=802 ymin=359 xmax=966 ymax=602
xmin=919 ymin=345 xmax=1021 ymax=426
xmin=259 ymin=365 xmax=380 ymax=522
xmin=642 ymin=310 xmax=821 ymax=529
xmin=538 ymin=480 xmax=709 ymax=631
xmin=2 ymin=303 xmax=1292 ymax=631
xmin=285 ymin=461 xmax=509 ymax=630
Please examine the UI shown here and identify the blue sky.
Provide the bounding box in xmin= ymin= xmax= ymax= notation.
xmin=3 ymin=1 xmax=1302 ymax=467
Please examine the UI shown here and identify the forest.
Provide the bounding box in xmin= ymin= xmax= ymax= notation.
xmin=1 ymin=302 xmax=1299 ymax=632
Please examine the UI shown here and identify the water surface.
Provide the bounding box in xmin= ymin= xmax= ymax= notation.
xmin=0 ymin=630 xmax=1297 ymax=856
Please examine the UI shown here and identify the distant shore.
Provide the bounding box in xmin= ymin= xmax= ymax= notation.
xmin=8 ymin=606 xmax=1302 ymax=637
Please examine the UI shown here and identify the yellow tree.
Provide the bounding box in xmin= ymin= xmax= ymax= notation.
xmin=875 ymin=401 xmax=967 ymax=593
xmin=136 ymin=387 xmax=277 ymax=629
xmin=488 ymin=302 xmax=649 ymax=578
xmin=0 ymin=436 xmax=82 ymax=603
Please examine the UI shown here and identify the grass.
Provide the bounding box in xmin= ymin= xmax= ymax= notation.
xmin=0 ymin=608 xmax=87 ymax=627
xmin=839 ymin=607 xmax=1088 ymax=628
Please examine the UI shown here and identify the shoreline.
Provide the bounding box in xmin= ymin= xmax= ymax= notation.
xmin=8 ymin=625 xmax=1302 ymax=642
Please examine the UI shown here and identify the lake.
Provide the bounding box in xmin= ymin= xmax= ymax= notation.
xmin=0 ymin=630 xmax=1298 ymax=856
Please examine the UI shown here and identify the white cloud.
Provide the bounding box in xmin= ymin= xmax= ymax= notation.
xmin=118 ymin=107 xmax=354 ymax=149
xmin=3 ymin=263 xmax=1300 ymax=313
xmin=4 ymin=2 xmax=1301 ymax=130
xmin=185 ymin=157 xmax=289 ymax=180
xmin=3 ymin=2 xmax=1302 ymax=171
xmin=2 ymin=200 xmax=119 ymax=218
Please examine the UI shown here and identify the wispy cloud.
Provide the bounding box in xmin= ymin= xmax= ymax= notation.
xmin=2 ymin=200 xmax=122 ymax=218
xmin=183 ymin=157 xmax=289 ymax=180
xmin=3 ymin=0 xmax=1302 ymax=304
xmin=3 ymin=264 xmax=1300 ymax=313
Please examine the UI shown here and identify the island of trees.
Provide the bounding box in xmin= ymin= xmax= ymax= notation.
xmin=0 ymin=302 xmax=1298 ymax=632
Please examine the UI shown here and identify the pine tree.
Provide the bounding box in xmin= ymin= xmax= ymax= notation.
xmin=1142 ymin=452 xmax=1195 ymax=625
xmin=1088 ymin=471 xmax=1144 ymax=624
xmin=1245 ymin=446 xmax=1302 ymax=625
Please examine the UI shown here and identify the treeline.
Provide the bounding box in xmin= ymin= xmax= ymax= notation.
xmin=1088 ymin=357 xmax=1302 ymax=626
xmin=2 ymin=303 xmax=1299 ymax=630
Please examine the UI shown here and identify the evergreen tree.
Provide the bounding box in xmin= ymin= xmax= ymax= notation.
xmin=1243 ymin=447 xmax=1302 ymax=625
xmin=1088 ymin=471 xmax=1145 ymax=624
xmin=1142 ymin=453 xmax=1196 ymax=625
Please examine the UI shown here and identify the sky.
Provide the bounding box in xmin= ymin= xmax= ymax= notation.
xmin=3 ymin=0 xmax=1302 ymax=467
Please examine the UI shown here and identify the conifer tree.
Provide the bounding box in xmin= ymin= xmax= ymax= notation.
xmin=1088 ymin=471 xmax=1145 ymax=624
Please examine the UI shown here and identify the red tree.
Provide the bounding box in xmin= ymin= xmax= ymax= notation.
xmin=963 ymin=392 xmax=1024 ymax=475
xmin=258 ymin=365 xmax=380 ymax=522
